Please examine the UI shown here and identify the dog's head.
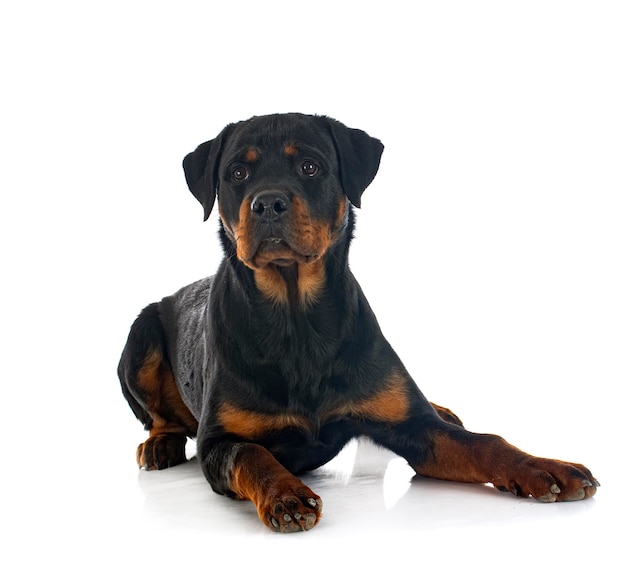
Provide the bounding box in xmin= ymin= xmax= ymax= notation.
xmin=182 ymin=114 xmax=383 ymax=299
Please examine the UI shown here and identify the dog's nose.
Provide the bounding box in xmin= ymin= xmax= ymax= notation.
xmin=251 ymin=191 xmax=290 ymax=219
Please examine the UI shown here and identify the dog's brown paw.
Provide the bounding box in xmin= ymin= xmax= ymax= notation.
xmin=259 ymin=483 xmax=323 ymax=532
xmin=136 ymin=434 xmax=187 ymax=470
xmin=495 ymin=457 xmax=599 ymax=502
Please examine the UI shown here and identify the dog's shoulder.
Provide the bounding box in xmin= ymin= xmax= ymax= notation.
xmin=157 ymin=275 xmax=215 ymax=346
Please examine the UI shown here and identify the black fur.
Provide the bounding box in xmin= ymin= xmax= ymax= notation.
xmin=118 ymin=113 xmax=598 ymax=533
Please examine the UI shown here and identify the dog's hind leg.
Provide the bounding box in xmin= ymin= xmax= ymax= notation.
xmin=430 ymin=402 xmax=464 ymax=426
xmin=118 ymin=303 xmax=198 ymax=470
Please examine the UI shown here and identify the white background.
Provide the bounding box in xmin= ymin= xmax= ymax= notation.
xmin=1 ymin=1 xmax=624 ymax=559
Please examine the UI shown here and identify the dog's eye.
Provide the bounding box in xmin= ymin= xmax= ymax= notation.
xmin=301 ymin=161 xmax=319 ymax=177
xmin=231 ymin=166 xmax=249 ymax=182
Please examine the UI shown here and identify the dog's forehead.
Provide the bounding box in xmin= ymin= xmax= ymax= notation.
xmin=223 ymin=114 xmax=335 ymax=159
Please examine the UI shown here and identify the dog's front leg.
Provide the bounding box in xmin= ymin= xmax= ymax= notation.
xmin=412 ymin=423 xmax=599 ymax=502
xmin=199 ymin=440 xmax=323 ymax=532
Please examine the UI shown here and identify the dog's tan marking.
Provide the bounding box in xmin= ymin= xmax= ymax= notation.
xmin=297 ymin=260 xmax=326 ymax=306
xmin=234 ymin=200 xmax=254 ymax=264
xmin=253 ymin=267 xmax=289 ymax=304
xmin=430 ymin=403 xmax=464 ymax=426
xmin=229 ymin=443 xmax=323 ymax=532
xmin=137 ymin=350 xmax=198 ymax=437
xmin=284 ymin=143 xmax=298 ymax=157
xmin=290 ymin=197 xmax=332 ymax=254
xmin=230 ymin=194 xmax=354 ymax=306
xmin=245 ymin=147 xmax=259 ymax=162
xmin=328 ymin=371 xmax=410 ymax=423
xmin=218 ymin=403 xmax=312 ymax=439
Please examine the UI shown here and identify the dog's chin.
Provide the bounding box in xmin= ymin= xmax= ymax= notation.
xmin=247 ymin=238 xmax=318 ymax=269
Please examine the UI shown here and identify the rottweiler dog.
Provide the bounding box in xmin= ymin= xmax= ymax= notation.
xmin=118 ymin=113 xmax=598 ymax=532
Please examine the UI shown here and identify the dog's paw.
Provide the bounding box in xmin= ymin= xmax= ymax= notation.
xmin=259 ymin=483 xmax=323 ymax=532
xmin=495 ymin=457 xmax=599 ymax=502
xmin=136 ymin=434 xmax=187 ymax=470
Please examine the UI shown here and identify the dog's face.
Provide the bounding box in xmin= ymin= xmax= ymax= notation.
xmin=215 ymin=115 xmax=350 ymax=271
xmin=183 ymin=114 xmax=383 ymax=293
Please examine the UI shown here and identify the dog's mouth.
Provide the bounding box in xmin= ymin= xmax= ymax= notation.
xmin=251 ymin=237 xmax=318 ymax=268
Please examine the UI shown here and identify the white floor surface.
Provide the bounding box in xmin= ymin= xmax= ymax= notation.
xmin=4 ymin=414 xmax=620 ymax=560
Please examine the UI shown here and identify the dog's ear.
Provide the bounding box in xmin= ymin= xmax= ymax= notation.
xmin=324 ymin=118 xmax=384 ymax=208
xmin=183 ymin=127 xmax=231 ymax=221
